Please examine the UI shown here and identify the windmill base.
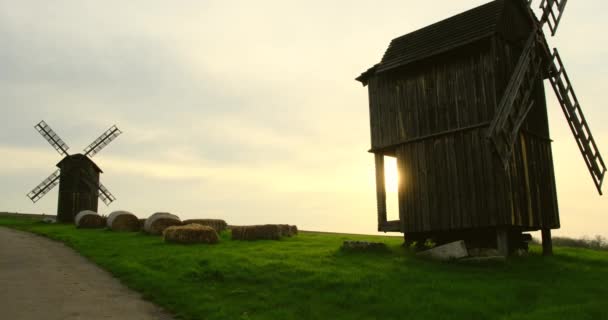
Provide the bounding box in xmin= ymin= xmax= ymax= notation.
xmin=403 ymin=227 xmax=550 ymax=256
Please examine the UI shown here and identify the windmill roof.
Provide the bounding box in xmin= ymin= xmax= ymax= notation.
xmin=357 ymin=0 xmax=526 ymax=83
xmin=56 ymin=154 xmax=103 ymax=173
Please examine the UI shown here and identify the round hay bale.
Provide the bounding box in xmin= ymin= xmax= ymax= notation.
xmin=182 ymin=219 xmax=227 ymax=232
xmin=107 ymin=210 xmax=140 ymax=232
xmin=74 ymin=210 xmax=105 ymax=229
xmin=290 ymin=225 xmax=298 ymax=236
xmin=163 ymin=224 xmax=219 ymax=244
xmin=143 ymin=212 xmax=181 ymax=235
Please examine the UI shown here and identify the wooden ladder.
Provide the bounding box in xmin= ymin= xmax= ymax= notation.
xmin=547 ymin=49 xmax=606 ymax=194
xmin=487 ymin=31 xmax=544 ymax=168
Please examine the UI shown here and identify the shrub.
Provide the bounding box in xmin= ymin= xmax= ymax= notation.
xmin=532 ymin=235 xmax=608 ymax=251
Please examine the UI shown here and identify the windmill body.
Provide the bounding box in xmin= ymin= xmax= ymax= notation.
xmin=27 ymin=121 xmax=121 ymax=223
xmin=357 ymin=0 xmax=606 ymax=255
xmin=56 ymin=154 xmax=102 ymax=222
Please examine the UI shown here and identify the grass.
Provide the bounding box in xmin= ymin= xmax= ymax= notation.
xmin=1 ymin=216 xmax=607 ymax=320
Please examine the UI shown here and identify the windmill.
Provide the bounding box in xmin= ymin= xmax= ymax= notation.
xmin=356 ymin=0 xmax=605 ymax=255
xmin=27 ymin=121 xmax=122 ymax=223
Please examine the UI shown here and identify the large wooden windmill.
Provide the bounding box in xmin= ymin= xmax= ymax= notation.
xmin=27 ymin=121 xmax=122 ymax=223
xmin=356 ymin=0 xmax=605 ymax=255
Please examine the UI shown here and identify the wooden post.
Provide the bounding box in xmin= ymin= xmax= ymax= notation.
xmin=374 ymin=154 xmax=387 ymax=231
xmin=541 ymin=228 xmax=553 ymax=256
xmin=496 ymin=228 xmax=509 ymax=257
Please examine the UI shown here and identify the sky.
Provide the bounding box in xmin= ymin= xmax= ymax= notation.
xmin=1 ymin=0 xmax=607 ymax=239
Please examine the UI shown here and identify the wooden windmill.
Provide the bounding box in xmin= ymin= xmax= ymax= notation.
xmin=27 ymin=121 xmax=122 ymax=223
xmin=356 ymin=0 xmax=606 ymax=255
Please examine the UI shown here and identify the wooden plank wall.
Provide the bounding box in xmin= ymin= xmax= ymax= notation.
xmin=368 ymin=40 xmax=497 ymax=150
xmin=395 ymin=130 xmax=559 ymax=233
xmin=367 ymin=36 xmax=559 ymax=233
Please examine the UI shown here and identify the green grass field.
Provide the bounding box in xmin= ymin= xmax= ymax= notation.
xmin=1 ymin=216 xmax=607 ymax=320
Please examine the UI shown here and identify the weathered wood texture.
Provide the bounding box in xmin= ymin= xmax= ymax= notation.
xmin=365 ymin=15 xmax=559 ymax=233
xmin=56 ymin=154 xmax=101 ymax=223
xmin=541 ymin=228 xmax=553 ymax=256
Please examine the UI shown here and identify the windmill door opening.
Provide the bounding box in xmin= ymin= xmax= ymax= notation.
xmin=384 ymin=156 xmax=400 ymax=222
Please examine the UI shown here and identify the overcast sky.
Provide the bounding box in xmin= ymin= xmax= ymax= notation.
xmin=1 ymin=0 xmax=607 ymax=238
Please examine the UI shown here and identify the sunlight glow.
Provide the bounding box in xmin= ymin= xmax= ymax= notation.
xmin=384 ymin=156 xmax=399 ymax=194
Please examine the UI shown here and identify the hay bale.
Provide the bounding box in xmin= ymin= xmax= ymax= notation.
xmin=182 ymin=219 xmax=227 ymax=232
xmin=143 ymin=212 xmax=182 ymax=235
xmin=107 ymin=210 xmax=140 ymax=232
xmin=163 ymin=224 xmax=219 ymax=244
xmin=74 ymin=210 xmax=105 ymax=229
xmin=231 ymin=224 xmax=282 ymax=241
xmin=278 ymin=224 xmax=292 ymax=237
xmin=290 ymin=225 xmax=298 ymax=236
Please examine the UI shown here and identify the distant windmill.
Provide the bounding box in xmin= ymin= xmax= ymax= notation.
xmin=27 ymin=121 xmax=122 ymax=222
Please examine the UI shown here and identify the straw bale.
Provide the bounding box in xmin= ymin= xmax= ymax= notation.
xmin=182 ymin=219 xmax=227 ymax=232
xmin=143 ymin=212 xmax=182 ymax=235
xmin=163 ymin=224 xmax=219 ymax=244
xmin=106 ymin=210 xmax=140 ymax=232
xmin=74 ymin=210 xmax=106 ymax=229
xmin=231 ymin=224 xmax=282 ymax=241
xmin=278 ymin=224 xmax=292 ymax=237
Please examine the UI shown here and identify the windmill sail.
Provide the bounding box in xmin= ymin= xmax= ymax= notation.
xmin=547 ymin=49 xmax=606 ymax=194
xmin=539 ymin=0 xmax=569 ymax=36
xmin=35 ymin=121 xmax=69 ymax=156
xmin=27 ymin=169 xmax=60 ymax=202
xmin=487 ymin=30 xmax=545 ymax=167
xmin=97 ymin=182 xmax=116 ymax=205
xmin=83 ymin=125 xmax=122 ymax=158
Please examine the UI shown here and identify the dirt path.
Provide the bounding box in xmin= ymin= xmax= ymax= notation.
xmin=0 ymin=227 xmax=174 ymax=320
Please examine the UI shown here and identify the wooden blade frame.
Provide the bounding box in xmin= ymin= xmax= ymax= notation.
xmin=487 ymin=30 xmax=544 ymax=168
xmin=27 ymin=169 xmax=60 ymax=203
xmin=539 ymin=0 xmax=568 ymax=36
xmin=547 ymin=49 xmax=606 ymax=194
xmin=97 ymin=182 xmax=116 ymax=206
xmin=35 ymin=121 xmax=69 ymax=156
xmin=83 ymin=125 xmax=122 ymax=158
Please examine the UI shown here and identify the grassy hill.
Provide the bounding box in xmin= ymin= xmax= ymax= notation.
xmin=1 ymin=215 xmax=607 ymax=320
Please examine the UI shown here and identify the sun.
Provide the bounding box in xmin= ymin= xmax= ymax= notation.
xmin=383 ymin=156 xmax=399 ymax=193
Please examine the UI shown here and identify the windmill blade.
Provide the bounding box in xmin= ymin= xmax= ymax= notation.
xmin=35 ymin=121 xmax=70 ymax=156
xmin=27 ymin=169 xmax=60 ymax=203
xmin=97 ymin=182 xmax=116 ymax=206
xmin=487 ymin=30 xmax=545 ymax=167
xmin=79 ymin=169 xmax=117 ymax=205
xmin=83 ymin=125 xmax=122 ymax=158
xmin=539 ymin=0 xmax=568 ymax=36
xmin=547 ymin=49 xmax=606 ymax=194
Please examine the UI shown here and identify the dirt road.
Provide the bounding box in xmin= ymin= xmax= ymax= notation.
xmin=0 ymin=227 xmax=173 ymax=320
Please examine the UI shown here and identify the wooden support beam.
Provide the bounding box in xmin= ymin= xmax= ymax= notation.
xmin=374 ymin=154 xmax=388 ymax=231
xmin=496 ymin=228 xmax=509 ymax=257
xmin=541 ymin=228 xmax=553 ymax=256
